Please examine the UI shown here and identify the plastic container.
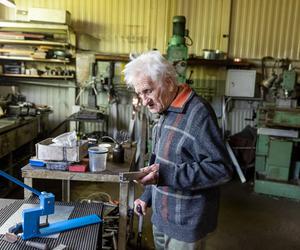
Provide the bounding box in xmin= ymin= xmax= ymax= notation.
xmin=88 ymin=147 xmax=108 ymax=172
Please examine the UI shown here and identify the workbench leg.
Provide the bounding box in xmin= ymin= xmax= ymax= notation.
xmin=62 ymin=180 xmax=70 ymax=202
xmin=127 ymin=181 xmax=135 ymax=239
xmin=118 ymin=182 xmax=129 ymax=250
xmin=23 ymin=178 xmax=33 ymax=199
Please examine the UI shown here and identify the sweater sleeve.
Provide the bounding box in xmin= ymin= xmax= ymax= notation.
xmin=158 ymin=112 xmax=233 ymax=190
xmin=139 ymin=185 xmax=152 ymax=207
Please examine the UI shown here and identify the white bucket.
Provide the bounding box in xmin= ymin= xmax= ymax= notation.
xmin=88 ymin=146 xmax=108 ymax=172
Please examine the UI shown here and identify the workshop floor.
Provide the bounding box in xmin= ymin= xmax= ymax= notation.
xmin=8 ymin=177 xmax=300 ymax=250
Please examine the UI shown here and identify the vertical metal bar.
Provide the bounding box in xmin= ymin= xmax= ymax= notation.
xmin=62 ymin=180 xmax=70 ymax=202
xmin=23 ymin=177 xmax=33 ymax=199
xmin=118 ymin=182 xmax=129 ymax=250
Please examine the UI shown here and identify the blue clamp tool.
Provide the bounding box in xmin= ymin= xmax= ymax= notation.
xmin=0 ymin=170 xmax=101 ymax=240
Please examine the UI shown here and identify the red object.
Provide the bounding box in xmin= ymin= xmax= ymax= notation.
xmin=68 ymin=164 xmax=87 ymax=172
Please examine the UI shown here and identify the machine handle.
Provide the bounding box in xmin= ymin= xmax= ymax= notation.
xmin=0 ymin=170 xmax=41 ymax=196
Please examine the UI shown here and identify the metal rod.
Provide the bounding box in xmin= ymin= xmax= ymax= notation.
xmin=0 ymin=170 xmax=41 ymax=196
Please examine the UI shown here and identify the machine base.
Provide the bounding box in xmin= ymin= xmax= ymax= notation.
xmin=255 ymin=179 xmax=300 ymax=200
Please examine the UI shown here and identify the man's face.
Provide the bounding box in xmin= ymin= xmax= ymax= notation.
xmin=134 ymin=75 xmax=170 ymax=113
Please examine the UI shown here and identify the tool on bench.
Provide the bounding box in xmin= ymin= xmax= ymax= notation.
xmin=0 ymin=170 xmax=102 ymax=240
xmin=136 ymin=204 xmax=143 ymax=249
xmin=25 ymin=241 xmax=49 ymax=250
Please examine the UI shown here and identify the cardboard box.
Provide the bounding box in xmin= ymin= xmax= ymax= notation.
xmin=28 ymin=8 xmax=71 ymax=25
xmin=36 ymin=138 xmax=88 ymax=162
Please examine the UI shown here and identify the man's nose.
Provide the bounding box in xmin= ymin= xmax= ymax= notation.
xmin=141 ymin=96 xmax=150 ymax=106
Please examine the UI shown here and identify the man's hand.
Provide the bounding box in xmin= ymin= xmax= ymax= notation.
xmin=138 ymin=163 xmax=159 ymax=185
xmin=134 ymin=199 xmax=147 ymax=215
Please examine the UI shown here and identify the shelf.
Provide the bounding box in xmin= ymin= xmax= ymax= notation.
xmin=187 ymin=57 xmax=251 ymax=68
xmin=0 ymin=21 xmax=76 ymax=47
xmin=0 ymin=39 xmax=69 ymax=47
xmin=94 ymin=53 xmax=252 ymax=68
xmin=0 ymin=21 xmax=70 ymax=31
xmin=95 ymin=53 xmax=129 ymax=62
xmin=0 ymin=55 xmax=70 ymax=63
xmin=1 ymin=73 xmax=74 ymax=79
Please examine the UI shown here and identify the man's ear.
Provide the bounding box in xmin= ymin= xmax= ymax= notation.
xmin=165 ymin=77 xmax=176 ymax=91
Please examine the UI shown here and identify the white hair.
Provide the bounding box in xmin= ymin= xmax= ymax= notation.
xmin=123 ymin=50 xmax=177 ymax=88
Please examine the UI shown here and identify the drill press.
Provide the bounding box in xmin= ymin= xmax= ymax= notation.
xmin=167 ymin=16 xmax=190 ymax=83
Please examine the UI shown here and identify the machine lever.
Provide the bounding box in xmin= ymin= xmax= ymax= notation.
xmin=0 ymin=170 xmax=41 ymax=196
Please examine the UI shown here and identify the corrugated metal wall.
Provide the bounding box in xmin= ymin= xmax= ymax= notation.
xmin=0 ymin=0 xmax=231 ymax=132
xmin=19 ymin=83 xmax=76 ymax=128
xmin=1 ymin=0 xmax=230 ymax=54
xmin=1 ymin=0 xmax=299 ymax=134
xmin=230 ymin=0 xmax=300 ymax=59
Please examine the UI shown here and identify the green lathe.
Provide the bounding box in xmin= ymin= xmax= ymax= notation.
xmin=255 ymin=69 xmax=300 ymax=199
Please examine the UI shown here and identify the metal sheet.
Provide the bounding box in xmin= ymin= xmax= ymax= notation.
xmin=5 ymin=0 xmax=231 ymax=55
xmin=257 ymin=127 xmax=299 ymax=138
xmin=230 ymin=0 xmax=300 ymax=59
xmin=19 ymin=84 xmax=75 ymax=130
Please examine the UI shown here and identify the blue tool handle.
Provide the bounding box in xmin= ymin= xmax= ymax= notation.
xmin=0 ymin=170 xmax=41 ymax=196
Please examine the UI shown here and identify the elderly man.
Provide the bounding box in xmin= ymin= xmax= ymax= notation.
xmin=123 ymin=51 xmax=232 ymax=250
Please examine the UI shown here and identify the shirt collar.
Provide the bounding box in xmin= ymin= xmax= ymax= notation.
xmin=167 ymin=84 xmax=194 ymax=113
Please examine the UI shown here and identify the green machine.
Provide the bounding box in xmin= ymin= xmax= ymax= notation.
xmin=167 ymin=16 xmax=191 ymax=83
xmin=255 ymin=69 xmax=300 ymax=199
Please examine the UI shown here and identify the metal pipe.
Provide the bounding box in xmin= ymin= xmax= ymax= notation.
xmin=0 ymin=170 xmax=41 ymax=196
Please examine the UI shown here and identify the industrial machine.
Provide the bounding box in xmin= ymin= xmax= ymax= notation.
xmin=167 ymin=16 xmax=192 ymax=83
xmin=255 ymin=66 xmax=300 ymax=199
xmin=0 ymin=170 xmax=101 ymax=240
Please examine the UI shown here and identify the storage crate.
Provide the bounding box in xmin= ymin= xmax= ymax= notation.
xmin=36 ymin=138 xmax=88 ymax=162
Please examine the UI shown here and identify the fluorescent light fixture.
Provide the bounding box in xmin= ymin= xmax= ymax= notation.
xmin=0 ymin=0 xmax=16 ymax=8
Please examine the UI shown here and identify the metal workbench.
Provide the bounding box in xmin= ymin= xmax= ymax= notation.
xmin=21 ymin=147 xmax=136 ymax=250
xmin=0 ymin=197 xmax=103 ymax=249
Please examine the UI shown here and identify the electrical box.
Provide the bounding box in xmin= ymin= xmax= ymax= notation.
xmin=225 ymin=70 xmax=256 ymax=97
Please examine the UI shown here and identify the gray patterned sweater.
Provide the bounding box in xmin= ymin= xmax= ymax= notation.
xmin=140 ymin=84 xmax=233 ymax=242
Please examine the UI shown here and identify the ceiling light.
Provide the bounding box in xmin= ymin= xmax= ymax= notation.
xmin=0 ymin=0 xmax=16 ymax=8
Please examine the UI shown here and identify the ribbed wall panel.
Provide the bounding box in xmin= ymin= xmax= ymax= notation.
xmin=5 ymin=0 xmax=230 ymax=55
xmin=18 ymin=84 xmax=75 ymax=129
xmin=229 ymin=109 xmax=255 ymax=135
xmin=2 ymin=0 xmax=299 ymax=59
xmin=227 ymin=100 xmax=260 ymax=135
xmin=230 ymin=0 xmax=300 ymax=59
xmin=2 ymin=0 xmax=298 ymax=135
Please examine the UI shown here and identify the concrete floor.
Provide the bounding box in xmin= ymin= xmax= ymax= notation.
xmin=7 ymin=178 xmax=300 ymax=250
xmin=69 ymin=179 xmax=300 ymax=250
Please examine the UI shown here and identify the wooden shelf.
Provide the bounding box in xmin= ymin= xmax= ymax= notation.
xmin=0 ymin=55 xmax=70 ymax=63
xmin=95 ymin=53 xmax=251 ymax=68
xmin=187 ymin=57 xmax=251 ymax=68
xmin=1 ymin=73 xmax=74 ymax=79
xmin=0 ymin=21 xmax=76 ymax=47
xmin=0 ymin=39 xmax=69 ymax=47
xmin=95 ymin=53 xmax=129 ymax=62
